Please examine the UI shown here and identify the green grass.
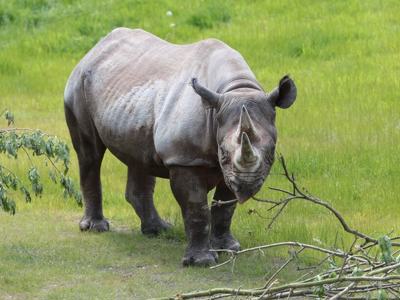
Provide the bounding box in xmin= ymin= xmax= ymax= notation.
xmin=1 ymin=0 xmax=400 ymax=298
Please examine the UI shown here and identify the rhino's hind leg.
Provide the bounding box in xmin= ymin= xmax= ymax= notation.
xmin=65 ymin=105 xmax=109 ymax=232
xmin=125 ymin=168 xmax=171 ymax=235
xmin=169 ymin=167 xmax=218 ymax=267
xmin=78 ymin=151 xmax=109 ymax=232
xmin=211 ymin=182 xmax=240 ymax=251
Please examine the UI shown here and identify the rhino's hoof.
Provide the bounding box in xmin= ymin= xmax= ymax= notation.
xmin=141 ymin=219 xmax=172 ymax=236
xmin=79 ymin=217 xmax=109 ymax=232
xmin=211 ymin=233 xmax=241 ymax=251
xmin=182 ymin=249 xmax=218 ymax=267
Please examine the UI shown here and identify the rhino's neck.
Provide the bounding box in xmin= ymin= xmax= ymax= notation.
xmin=206 ymin=46 xmax=262 ymax=94
xmin=217 ymin=77 xmax=264 ymax=94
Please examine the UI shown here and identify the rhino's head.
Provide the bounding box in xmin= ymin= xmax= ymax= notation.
xmin=192 ymin=75 xmax=297 ymax=203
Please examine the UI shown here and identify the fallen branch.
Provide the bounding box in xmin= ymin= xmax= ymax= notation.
xmin=155 ymin=155 xmax=400 ymax=300
xmin=153 ymin=273 xmax=400 ymax=300
xmin=210 ymin=241 xmax=368 ymax=270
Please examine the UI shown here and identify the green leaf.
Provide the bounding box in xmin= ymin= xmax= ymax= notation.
xmin=0 ymin=184 xmax=16 ymax=214
xmin=48 ymin=170 xmax=57 ymax=183
xmin=28 ymin=167 xmax=43 ymax=196
xmin=4 ymin=110 xmax=14 ymax=126
xmin=59 ymin=175 xmax=82 ymax=206
xmin=0 ymin=166 xmax=20 ymax=191
xmin=351 ymin=266 xmax=363 ymax=276
xmin=328 ymin=257 xmax=337 ymax=269
xmin=312 ymin=275 xmax=325 ymax=297
xmin=378 ymin=235 xmax=393 ymax=264
xmin=45 ymin=139 xmax=55 ymax=157
xmin=20 ymin=186 xmax=32 ymax=203
xmin=329 ymin=271 xmax=337 ymax=278
xmin=5 ymin=132 xmax=18 ymax=158
xmin=377 ymin=289 xmax=388 ymax=300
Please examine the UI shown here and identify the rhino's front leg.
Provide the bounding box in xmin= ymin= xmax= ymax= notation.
xmin=169 ymin=167 xmax=217 ymax=267
xmin=211 ymin=182 xmax=240 ymax=251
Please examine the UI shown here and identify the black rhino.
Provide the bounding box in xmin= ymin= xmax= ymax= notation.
xmin=64 ymin=28 xmax=297 ymax=266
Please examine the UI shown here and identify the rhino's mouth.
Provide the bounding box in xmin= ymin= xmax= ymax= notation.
xmin=223 ymin=171 xmax=265 ymax=203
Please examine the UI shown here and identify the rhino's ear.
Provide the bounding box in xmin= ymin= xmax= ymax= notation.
xmin=191 ymin=78 xmax=221 ymax=109
xmin=268 ymin=75 xmax=297 ymax=109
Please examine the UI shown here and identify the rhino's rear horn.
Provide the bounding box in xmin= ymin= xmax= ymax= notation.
xmin=238 ymin=132 xmax=258 ymax=165
xmin=237 ymin=105 xmax=257 ymax=141
xmin=191 ymin=78 xmax=221 ymax=108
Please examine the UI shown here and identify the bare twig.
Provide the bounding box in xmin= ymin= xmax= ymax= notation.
xmin=0 ymin=127 xmax=39 ymax=133
xmin=257 ymin=247 xmax=306 ymax=300
xmin=328 ymin=282 xmax=356 ymax=300
xmin=211 ymin=199 xmax=238 ymax=207
xmin=251 ymin=196 xmax=281 ymax=205
xmin=212 ymin=241 xmax=368 ymax=264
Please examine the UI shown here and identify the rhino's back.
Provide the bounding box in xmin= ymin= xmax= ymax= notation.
xmin=65 ymin=28 xmax=254 ymax=170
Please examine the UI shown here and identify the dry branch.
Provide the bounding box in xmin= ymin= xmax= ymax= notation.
xmin=154 ymin=155 xmax=400 ymax=300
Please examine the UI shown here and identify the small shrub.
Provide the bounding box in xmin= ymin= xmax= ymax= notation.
xmin=0 ymin=60 xmax=22 ymax=76
xmin=78 ymin=23 xmax=96 ymax=36
xmin=188 ymin=2 xmax=231 ymax=30
xmin=0 ymin=10 xmax=16 ymax=27
xmin=16 ymin=0 xmax=51 ymax=12
xmin=24 ymin=15 xmax=41 ymax=30
xmin=0 ymin=110 xmax=82 ymax=214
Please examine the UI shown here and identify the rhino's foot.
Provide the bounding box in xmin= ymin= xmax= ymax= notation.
xmin=182 ymin=248 xmax=218 ymax=267
xmin=211 ymin=233 xmax=240 ymax=251
xmin=79 ymin=216 xmax=109 ymax=232
xmin=141 ymin=219 xmax=172 ymax=236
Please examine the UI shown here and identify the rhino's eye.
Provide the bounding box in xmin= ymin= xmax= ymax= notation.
xmin=219 ymin=147 xmax=229 ymax=164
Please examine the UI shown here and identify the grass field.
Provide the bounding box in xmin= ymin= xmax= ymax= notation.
xmin=1 ymin=0 xmax=400 ymax=299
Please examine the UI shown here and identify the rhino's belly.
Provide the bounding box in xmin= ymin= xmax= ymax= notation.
xmin=100 ymin=130 xmax=158 ymax=167
xmin=91 ymin=84 xmax=162 ymax=168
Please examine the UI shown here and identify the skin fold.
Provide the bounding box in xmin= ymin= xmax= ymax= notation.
xmin=64 ymin=28 xmax=297 ymax=266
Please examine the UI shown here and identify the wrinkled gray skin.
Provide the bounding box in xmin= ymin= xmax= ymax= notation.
xmin=64 ymin=28 xmax=297 ymax=267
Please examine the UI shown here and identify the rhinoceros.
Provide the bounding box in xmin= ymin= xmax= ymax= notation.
xmin=64 ymin=28 xmax=296 ymax=266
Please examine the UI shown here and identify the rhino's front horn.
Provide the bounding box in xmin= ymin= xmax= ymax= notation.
xmin=238 ymin=132 xmax=258 ymax=166
xmin=237 ymin=105 xmax=256 ymax=141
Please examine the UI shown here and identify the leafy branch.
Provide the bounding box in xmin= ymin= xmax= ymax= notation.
xmin=0 ymin=109 xmax=82 ymax=214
